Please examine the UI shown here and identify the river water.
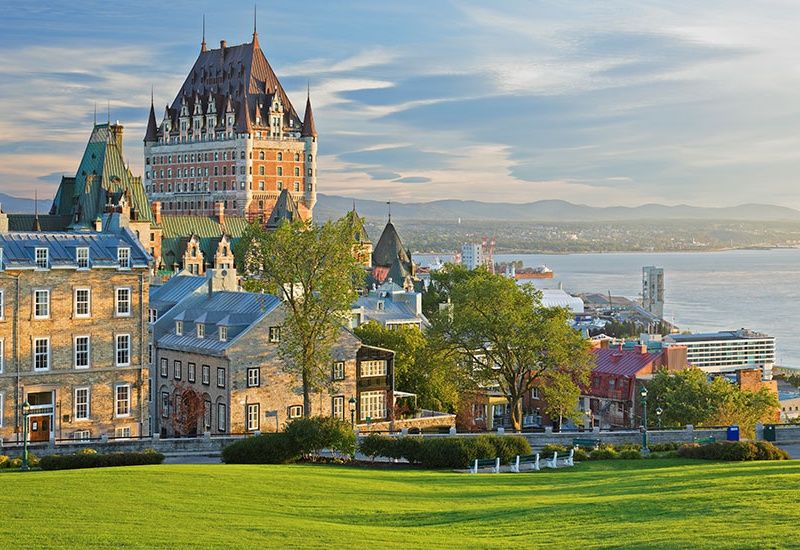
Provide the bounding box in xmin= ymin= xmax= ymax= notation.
xmin=417 ymin=249 xmax=800 ymax=367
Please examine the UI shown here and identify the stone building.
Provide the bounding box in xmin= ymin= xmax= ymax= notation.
xmin=150 ymin=286 xmax=394 ymax=436
xmin=143 ymin=23 xmax=318 ymax=223
xmin=0 ymin=211 xmax=151 ymax=444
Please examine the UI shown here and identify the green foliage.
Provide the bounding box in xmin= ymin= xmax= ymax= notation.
xmin=236 ymin=217 xmax=364 ymax=415
xmin=707 ymin=379 xmax=780 ymax=439
xmin=649 ymin=442 xmax=682 ymax=452
xmin=572 ymin=448 xmax=590 ymax=461
xmin=354 ymin=321 xmax=462 ymax=413
xmin=284 ymin=416 xmax=356 ymax=457
xmin=618 ymin=449 xmax=643 ymax=459
xmin=0 ymin=455 xmax=9 ymax=468
xmin=357 ymin=435 xmax=529 ymax=468
xmin=76 ymin=448 xmax=98 ymax=455
xmin=39 ymin=450 xmax=164 ymax=471
xmin=589 ymin=448 xmax=618 ymax=460
xmin=222 ymin=433 xmax=300 ymax=464
xmin=677 ymin=441 xmax=788 ymax=461
xmin=541 ymin=444 xmax=568 ymax=457
xmin=430 ymin=265 xmax=593 ymax=430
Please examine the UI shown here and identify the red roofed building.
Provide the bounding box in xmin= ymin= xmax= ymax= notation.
xmin=583 ymin=343 xmax=688 ymax=430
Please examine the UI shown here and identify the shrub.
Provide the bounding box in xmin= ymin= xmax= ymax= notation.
xmin=395 ymin=437 xmax=424 ymax=463
xmin=285 ymin=416 xmax=356 ymax=458
xmin=542 ymin=444 xmax=567 ymax=458
xmin=222 ymin=433 xmax=300 ymax=464
xmin=486 ymin=435 xmax=531 ymax=464
xmin=589 ymin=448 xmax=618 ymax=460
xmin=76 ymin=448 xmax=98 ymax=455
xmin=0 ymin=455 xmax=9 ymax=468
xmin=359 ymin=433 xmax=390 ymax=460
xmin=39 ymin=450 xmax=164 ymax=471
xmin=10 ymin=458 xmax=21 ymax=468
xmin=677 ymin=441 xmax=786 ymax=461
xmin=572 ymin=448 xmax=590 ymax=462
xmin=754 ymin=441 xmax=790 ymax=461
xmin=618 ymin=449 xmax=642 ymax=459
xmin=615 ymin=444 xmax=641 ymax=452
xmin=649 ymin=442 xmax=681 ymax=452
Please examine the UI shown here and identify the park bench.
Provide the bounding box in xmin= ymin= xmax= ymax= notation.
xmin=563 ymin=448 xmax=575 ymax=467
xmin=545 ymin=449 xmax=575 ymax=469
xmin=573 ymin=438 xmax=601 ymax=449
xmin=511 ymin=453 xmax=540 ymax=473
xmin=470 ymin=457 xmax=500 ymax=474
xmin=545 ymin=451 xmax=559 ymax=469
xmin=693 ymin=436 xmax=716 ymax=444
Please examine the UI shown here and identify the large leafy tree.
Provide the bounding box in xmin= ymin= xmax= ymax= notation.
xmin=430 ymin=265 xmax=593 ymax=431
xmin=235 ymin=218 xmax=364 ymax=417
xmin=354 ymin=321 xmax=463 ymax=413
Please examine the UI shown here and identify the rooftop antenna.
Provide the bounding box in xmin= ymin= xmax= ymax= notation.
xmin=253 ymin=4 xmax=257 ymax=37
xmin=386 ymin=201 xmax=391 ymax=222
xmin=93 ymin=102 xmax=97 ymax=125
xmin=201 ymin=14 xmax=207 ymax=51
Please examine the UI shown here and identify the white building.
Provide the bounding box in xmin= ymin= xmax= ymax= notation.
xmin=664 ymin=329 xmax=776 ymax=379
xmin=461 ymin=242 xmax=484 ymax=270
xmin=642 ymin=266 xmax=664 ymax=319
xmin=351 ymin=281 xmax=429 ymax=330
xmin=540 ymin=289 xmax=585 ymax=314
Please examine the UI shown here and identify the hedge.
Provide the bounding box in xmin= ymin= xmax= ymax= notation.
xmin=39 ymin=449 xmax=164 ymax=471
xmin=222 ymin=433 xmax=300 ymax=464
xmin=358 ymin=435 xmax=531 ymax=469
xmin=677 ymin=441 xmax=789 ymax=461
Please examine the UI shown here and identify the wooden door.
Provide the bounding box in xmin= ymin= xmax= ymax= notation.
xmin=29 ymin=415 xmax=50 ymax=442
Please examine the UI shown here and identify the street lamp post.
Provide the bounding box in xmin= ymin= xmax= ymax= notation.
xmin=640 ymin=387 xmax=649 ymax=454
xmin=656 ymin=407 xmax=663 ymax=429
xmin=348 ymin=397 xmax=357 ymax=428
xmin=20 ymin=400 xmax=31 ymax=471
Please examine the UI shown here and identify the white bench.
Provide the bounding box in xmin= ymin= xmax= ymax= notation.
xmin=511 ymin=453 xmax=540 ymax=473
xmin=470 ymin=457 xmax=500 ymax=474
xmin=545 ymin=451 xmax=559 ymax=469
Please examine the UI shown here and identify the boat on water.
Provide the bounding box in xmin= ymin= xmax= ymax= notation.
xmin=514 ymin=265 xmax=554 ymax=280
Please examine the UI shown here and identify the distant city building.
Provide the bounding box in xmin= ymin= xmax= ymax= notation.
xmin=664 ymin=329 xmax=776 ymax=379
xmin=642 ymin=266 xmax=664 ymax=319
xmin=461 ymin=242 xmax=484 ymax=270
xmin=539 ymin=288 xmax=585 ymax=314
xmin=143 ymin=24 xmax=317 ymax=223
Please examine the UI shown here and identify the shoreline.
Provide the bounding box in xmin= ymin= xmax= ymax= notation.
xmin=414 ymin=246 xmax=800 ymax=257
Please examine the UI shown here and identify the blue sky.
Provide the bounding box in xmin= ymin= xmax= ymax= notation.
xmin=2 ymin=0 xmax=800 ymax=206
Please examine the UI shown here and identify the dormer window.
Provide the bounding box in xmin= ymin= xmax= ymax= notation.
xmin=35 ymin=248 xmax=49 ymax=269
xmin=76 ymin=247 xmax=89 ymax=269
xmin=197 ymin=324 xmax=205 ymax=338
xmin=219 ymin=326 xmax=228 ymax=342
xmin=175 ymin=320 xmax=183 ymax=336
xmin=118 ymin=247 xmax=130 ymax=269
xmin=377 ymin=300 xmax=385 ymax=311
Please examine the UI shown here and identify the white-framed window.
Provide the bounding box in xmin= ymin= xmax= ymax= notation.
xmin=359 ymin=391 xmax=386 ymax=421
xmin=74 ymin=288 xmax=91 ymax=318
xmin=33 ymin=289 xmax=50 ymax=319
xmin=332 ymin=396 xmax=344 ymax=420
xmin=118 ymin=247 xmax=131 ymax=269
xmin=219 ymin=326 xmax=228 ymax=342
xmin=247 ymin=403 xmax=260 ymax=431
xmin=160 ymin=357 xmax=168 ymax=377
xmin=0 ymin=338 xmax=4 ymax=373
xmin=269 ymin=326 xmax=281 ymax=343
xmin=0 ymin=289 xmax=4 ymax=319
xmin=175 ymin=320 xmax=183 ymax=336
xmin=217 ymin=367 xmax=226 ymax=388
xmin=173 ymin=360 xmax=182 ymax=380
xmin=202 ymin=364 xmax=210 ymax=385
xmin=75 ymin=387 xmax=90 ymax=420
xmin=360 ymin=360 xmax=387 ymax=377
xmin=115 ymin=426 xmax=131 ymax=439
xmin=33 ymin=337 xmax=50 ymax=370
xmin=115 ymin=334 xmax=130 ymax=366
xmin=531 ymin=387 xmax=540 ymax=399
xmin=115 ymin=288 xmax=131 ymax=316
xmin=115 ymin=384 xmax=130 ymax=417
xmin=148 ymin=309 xmax=158 ymax=323
xmin=333 ymin=361 xmax=345 ymax=381
xmin=35 ymin=247 xmax=49 ymax=269
xmin=247 ymin=367 xmax=260 ymax=387
xmin=288 ymin=405 xmax=303 ymax=419
xmin=217 ymin=403 xmax=227 ymax=431
xmin=0 ymin=392 xmax=3 ymax=427
xmin=74 ymin=335 xmax=90 ymax=368
xmin=76 ymin=247 xmax=89 ymax=269
xmin=188 ymin=362 xmax=196 ymax=383
xmin=73 ymin=429 xmax=90 ymax=440
xmin=196 ymin=323 xmax=205 ymax=338
xmin=161 ymin=392 xmax=170 ymax=418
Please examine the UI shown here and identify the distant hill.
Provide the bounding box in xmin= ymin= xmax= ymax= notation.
xmin=0 ymin=192 xmax=50 ymax=214
xmin=315 ymin=194 xmax=800 ymax=222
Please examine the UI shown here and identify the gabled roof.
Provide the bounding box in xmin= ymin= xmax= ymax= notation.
xmin=266 ymin=189 xmax=301 ymax=229
xmin=592 ymin=348 xmax=662 ymax=377
xmin=342 ymin=207 xmax=370 ymax=244
xmin=160 ymin=214 xmax=249 ymax=268
xmin=372 ymin=221 xmax=411 ymax=268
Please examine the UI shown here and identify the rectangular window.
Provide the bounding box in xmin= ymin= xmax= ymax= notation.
xmin=288 ymin=405 xmax=303 ymax=419
xmin=116 ymin=334 xmax=130 ymax=366
xmin=202 ymin=364 xmax=210 ymax=385
xmin=33 ymin=337 xmax=50 ymax=370
xmin=332 ymin=361 xmax=345 ymax=381
xmin=75 ymin=387 xmax=90 ymax=420
xmin=247 ymin=367 xmax=260 ymax=387
xmin=115 ymin=385 xmax=130 ymax=417
xmin=269 ymin=326 xmax=281 ymax=343
xmin=35 ymin=247 xmax=49 ymax=269
xmin=0 ymin=289 xmax=4 ymax=319
xmin=217 ymin=367 xmax=226 ymax=388
xmin=115 ymin=426 xmax=131 ymax=439
xmin=0 ymin=392 xmax=3 ymax=427
xmin=217 ymin=403 xmax=227 ymax=432
xmin=118 ymin=247 xmax=131 ymax=269
xmin=115 ymin=288 xmax=131 ymax=316
xmin=196 ymin=324 xmax=204 ymax=338
xmin=188 ymin=362 xmax=196 ymax=383
xmin=74 ymin=335 xmax=90 ymax=368
xmin=219 ymin=326 xmax=228 ymax=341
xmin=73 ymin=430 xmax=90 ymax=441
xmin=161 ymin=392 xmax=170 ymax=418
xmin=359 ymin=391 xmax=386 ymax=421
xmin=160 ymin=357 xmax=168 ymax=378
xmin=175 ymin=320 xmax=183 ymax=336
xmin=76 ymin=247 xmax=89 ymax=269
xmin=247 ymin=403 xmax=260 ymax=431
xmin=34 ymin=289 xmax=50 ymax=319
xmin=0 ymin=338 xmax=4 ymax=374
xmin=332 ymin=396 xmax=344 ymax=420
xmin=149 ymin=309 xmax=158 ymax=323
xmin=204 ymin=400 xmax=212 ymax=429
xmin=360 ymin=360 xmax=387 ymax=377
xmin=74 ymin=288 xmax=90 ymax=317
xmin=174 ymin=360 xmax=182 ymax=380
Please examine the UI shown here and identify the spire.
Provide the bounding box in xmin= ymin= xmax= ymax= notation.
xmin=301 ymin=87 xmax=317 ymax=138
xmin=252 ymin=4 xmax=259 ymax=48
xmin=201 ymin=14 xmax=207 ymax=52
xmin=144 ymin=87 xmax=159 ymax=143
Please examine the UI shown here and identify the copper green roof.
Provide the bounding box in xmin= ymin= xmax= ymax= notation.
xmin=160 ymin=214 xmax=249 ymax=268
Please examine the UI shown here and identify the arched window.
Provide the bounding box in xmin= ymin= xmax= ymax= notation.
xmin=259 ymin=166 xmax=265 ymax=175
xmin=294 ymin=167 xmax=300 ymax=177
xmin=277 ymin=152 xmax=283 ymax=161
xmin=277 ymin=167 xmax=283 ymax=176
xmin=294 ymin=153 xmax=300 ymax=161
xmin=259 ymin=151 xmax=265 ymax=160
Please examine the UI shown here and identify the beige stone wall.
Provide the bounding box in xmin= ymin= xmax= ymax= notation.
xmin=0 ymin=267 xmax=149 ymax=442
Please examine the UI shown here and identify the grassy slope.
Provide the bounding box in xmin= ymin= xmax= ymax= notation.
xmin=0 ymin=459 xmax=797 ymax=549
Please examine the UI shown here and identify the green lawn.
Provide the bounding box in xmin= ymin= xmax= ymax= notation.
xmin=0 ymin=459 xmax=798 ymax=549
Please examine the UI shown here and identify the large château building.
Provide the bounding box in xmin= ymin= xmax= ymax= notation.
xmin=143 ymin=25 xmax=318 ymax=223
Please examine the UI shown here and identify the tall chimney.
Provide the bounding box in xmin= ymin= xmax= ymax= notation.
xmin=216 ymin=201 xmax=225 ymax=225
xmin=109 ymin=123 xmax=124 ymax=148
xmin=220 ymin=39 xmax=227 ymax=49
xmin=151 ymin=200 xmax=162 ymax=225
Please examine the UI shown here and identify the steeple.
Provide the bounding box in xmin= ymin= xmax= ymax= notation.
xmin=301 ymin=87 xmax=317 ymax=138
xmin=252 ymin=5 xmax=259 ymax=48
xmin=144 ymin=87 xmax=159 ymax=143
xmin=201 ymin=15 xmax=207 ymax=52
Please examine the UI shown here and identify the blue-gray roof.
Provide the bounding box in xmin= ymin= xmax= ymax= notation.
xmin=150 ymin=275 xmax=208 ymax=314
xmin=666 ymin=329 xmax=773 ymax=343
xmin=0 ymin=228 xmax=149 ymax=270
xmin=355 ymin=285 xmax=428 ymax=328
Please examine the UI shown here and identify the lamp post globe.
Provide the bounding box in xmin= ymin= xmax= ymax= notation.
xmin=639 ymin=387 xmax=649 ymax=454
xmin=656 ymin=407 xmax=663 ymax=429
xmin=348 ymin=397 xmax=357 ymax=427
xmin=21 ymin=400 xmax=31 ymax=471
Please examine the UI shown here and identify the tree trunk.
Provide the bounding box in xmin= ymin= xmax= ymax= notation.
xmin=510 ymin=396 xmax=523 ymax=432
xmin=302 ymin=369 xmax=311 ymax=418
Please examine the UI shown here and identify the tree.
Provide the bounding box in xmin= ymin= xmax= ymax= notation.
xmin=540 ymin=370 xmax=586 ymax=430
xmin=236 ymin=218 xmax=364 ymax=417
xmin=646 ymin=368 xmax=718 ymax=427
xmin=708 ymin=378 xmax=780 ymax=438
xmin=172 ymin=383 xmax=205 ymax=436
xmin=430 ymin=265 xmax=593 ymax=431
xmin=354 ymin=321 xmax=463 ymax=413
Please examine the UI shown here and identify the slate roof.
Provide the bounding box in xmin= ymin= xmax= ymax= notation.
xmin=372 ymin=221 xmax=411 ymax=268
xmin=0 ymin=229 xmax=149 ymax=270
xmin=8 ymin=215 xmax=72 ymax=232
xmin=592 ymin=348 xmax=662 ymax=377
xmin=665 ymin=330 xmax=773 ymax=343
xmin=301 ymin=94 xmax=317 ymax=138
xmin=150 ymin=275 xmax=208 ymax=315
xmin=265 ymin=189 xmax=300 ymax=229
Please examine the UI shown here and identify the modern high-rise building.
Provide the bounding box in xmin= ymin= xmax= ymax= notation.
xmin=461 ymin=242 xmax=485 ymax=271
xmin=642 ymin=265 xmax=664 ymax=319
xmin=664 ymin=329 xmax=776 ymax=380
xmin=143 ymin=24 xmax=317 ymax=223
